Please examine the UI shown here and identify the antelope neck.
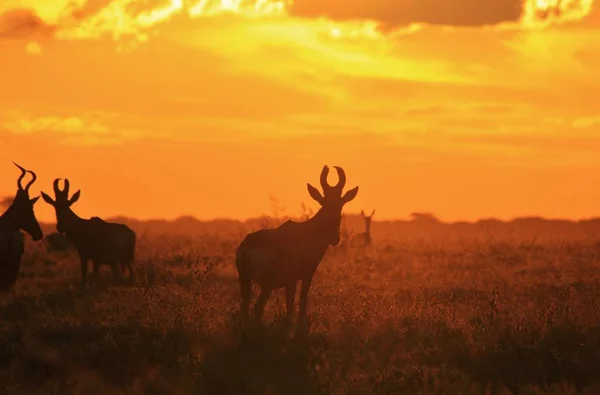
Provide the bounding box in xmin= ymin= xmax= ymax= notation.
xmin=305 ymin=207 xmax=336 ymax=235
xmin=59 ymin=209 xmax=85 ymax=233
xmin=0 ymin=203 xmax=19 ymax=230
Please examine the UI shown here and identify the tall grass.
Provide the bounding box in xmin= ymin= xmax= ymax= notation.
xmin=1 ymin=210 xmax=599 ymax=394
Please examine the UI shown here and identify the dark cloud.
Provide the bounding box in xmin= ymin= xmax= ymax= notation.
xmin=0 ymin=1 xmax=112 ymax=40
xmin=69 ymin=0 xmax=113 ymax=20
xmin=290 ymin=0 xmax=523 ymax=27
xmin=0 ymin=8 xmax=55 ymax=39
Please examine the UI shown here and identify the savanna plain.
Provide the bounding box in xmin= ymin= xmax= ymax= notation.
xmin=2 ymin=212 xmax=600 ymax=395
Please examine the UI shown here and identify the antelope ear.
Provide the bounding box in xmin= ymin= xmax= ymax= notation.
xmin=41 ymin=192 xmax=55 ymax=206
xmin=68 ymin=190 xmax=81 ymax=206
xmin=307 ymin=183 xmax=324 ymax=205
xmin=342 ymin=186 xmax=359 ymax=204
xmin=30 ymin=196 xmax=40 ymax=205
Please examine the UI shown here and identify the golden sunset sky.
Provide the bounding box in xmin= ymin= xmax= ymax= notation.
xmin=1 ymin=0 xmax=599 ymax=223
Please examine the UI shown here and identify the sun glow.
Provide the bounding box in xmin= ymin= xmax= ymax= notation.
xmin=1 ymin=0 xmax=596 ymax=50
xmin=521 ymin=0 xmax=595 ymax=28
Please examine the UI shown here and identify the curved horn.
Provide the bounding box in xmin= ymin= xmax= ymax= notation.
xmin=53 ymin=178 xmax=62 ymax=195
xmin=13 ymin=162 xmax=26 ymax=191
xmin=23 ymin=169 xmax=37 ymax=191
xmin=333 ymin=166 xmax=346 ymax=190
xmin=319 ymin=165 xmax=330 ymax=191
xmin=53 ymin=178 xmax=70 ymax=195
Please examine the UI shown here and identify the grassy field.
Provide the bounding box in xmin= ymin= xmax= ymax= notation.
xmin=1 ymin=228 xmax=600 ymax=394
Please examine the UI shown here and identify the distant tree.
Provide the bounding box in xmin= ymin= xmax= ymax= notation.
xmin=410 ymin=212 xmax=440 ymax=223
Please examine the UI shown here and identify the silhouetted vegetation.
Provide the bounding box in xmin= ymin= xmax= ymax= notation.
xmin=43 ymin=232 xmax=72 ymax=253
xmin=1 ymin=204 xmax=599 ymax=394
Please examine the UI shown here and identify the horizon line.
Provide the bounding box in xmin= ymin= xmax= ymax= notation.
xmin=33 ymin=212 xmax=600 ymax=226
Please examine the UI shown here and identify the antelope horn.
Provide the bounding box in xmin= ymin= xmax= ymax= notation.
xmin=319 ymin=165 xmax=330 ymax=191
xmin=53 ymin=178 xmax=70 ymax=196
xmin=23 ymin=169 xmax=37 ymax=191
xmin=13 ymin=162 xmax=26 ymax=191
xmin=53 ymin=178 xmax=62 ymax=195
xmin=371 ymin=209 xmax=376 ymax=216
xmin=333 ymin=166 xmax=346 ymax=190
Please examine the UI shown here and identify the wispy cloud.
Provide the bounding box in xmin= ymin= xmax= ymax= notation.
xmin=25 ymin=40 xmax=41 ymax=53
xmin=0 ymin=111 xmax=141 ymax=145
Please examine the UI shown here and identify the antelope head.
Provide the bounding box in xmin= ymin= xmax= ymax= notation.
xmin=5 ymin=162 xmax=43 ymax=241
xmin=307 ymin=165 xmax=359 ymax=246
xmin=361 ymin=209 xmax=375 ymax=233
xmin=41 ymin=178 xmax=80 ymax=234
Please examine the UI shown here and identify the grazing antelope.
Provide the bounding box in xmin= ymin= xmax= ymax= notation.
xmin=236 ymin=165 xmax=359 ymax=333
xmin=41 ymin=179 xmax=136 ymax=284
xmin=0 ymin=162 xmax=43 ymax=290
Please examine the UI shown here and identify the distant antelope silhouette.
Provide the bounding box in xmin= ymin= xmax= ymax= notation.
xmin=352 ymin=209 xmax=375 ymax=246
xmin=236 ymin=165 xmax=359 ymax=334
xmin=0 ymin=162 xmax=43 ymax=290
xmin=41 ymin=178 xmax=136 ymax=284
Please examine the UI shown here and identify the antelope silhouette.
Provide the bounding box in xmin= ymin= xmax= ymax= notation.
xmin=235 ymin=165 xmax=359 ymax=334
xmin=41 ymin=178 xmax=136 ymax=284
xmin=354 ymin=209 xmax=375 ymax=246
xmin=0 ymin=162 xmax=43 ymax=290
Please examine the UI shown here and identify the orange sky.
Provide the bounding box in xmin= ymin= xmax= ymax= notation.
xmin=1 ymin=0 xmax=600 ymax=223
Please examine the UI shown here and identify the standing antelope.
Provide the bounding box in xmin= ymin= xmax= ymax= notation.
xmin=236 ymin=165 xmax=359 ymax=334
xmin=0 ymin=162 xmax=43 ymax=290
xmin=353 ymin=209 xmax=375 ymax=246
xmin=41 ymin=178 xmax=136 ymax=284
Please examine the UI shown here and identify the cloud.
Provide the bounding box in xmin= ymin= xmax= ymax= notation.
xmin=573 ymin=116 xmax=600 ymax=128
xmin=289 ymin=0 xmax=524 ymax=27
xmin=0 ymin=0 xmax=290 ymax=45
xmin=0 ymin=1 xmax=598 ymax=165
xmin=442 ymin=128 xmax=600 ymax=168
xmin=0 ymin=111 xmax=141 ymax=145
xmin=2 ymin=5 xmax=599 ymax=157
xmin=0 ymin=8 xmax=55 ymax=39
xmin=25 ymin=40 xmax=41 ymax=53
xmin=0 ymin=0 xmax=595 ymax=50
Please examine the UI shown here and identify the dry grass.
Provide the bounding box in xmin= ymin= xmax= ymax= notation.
xmin=1 ymin=230 xmax=600 ymax=394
